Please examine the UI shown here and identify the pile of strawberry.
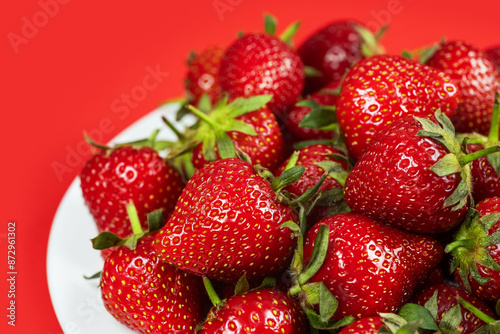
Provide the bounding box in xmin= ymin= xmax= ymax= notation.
xmin=79 ymin=15 xmax=500 ymax=334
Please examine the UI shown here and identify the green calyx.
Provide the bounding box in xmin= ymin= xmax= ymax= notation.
xmin=169 ymin=95 xmax=272 ymax=163
xmin=263 ymin=13 xmax=300 ymax=46
xmin=445 ymin=208 xmax=500 ymax=290
xmin=91 ymin=202 xmax=165 ymax=251
xmin=298 ymin=98 xmax=338 ymax=130
xmin=416 ymin=110 xmax=500 ymax=211
xmin=357 ymin=25 xmax=385 ymax=57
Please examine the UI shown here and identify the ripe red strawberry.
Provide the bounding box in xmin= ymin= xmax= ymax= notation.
xmin=298 ymin=20 xmax=383 ymax=94
xmin=338 ymin=317 xmax=385 ymax=334
xmin=336 ymin=54 xmax=460 ymax=160
xmin=153 ymin=158 xmax=298 ymax=282
xmin=426 ymin=40 xmax=500 ymax=134
xmin=80 ymin=143 xmax=184 ymax=256
xmin=344 ymin=111 xmax=500 ymax=233
xmin=274 ymin=144 xmax=349 ymax=225
xmin=284 ymin=80 xmax=340 ymax=141
xmin=198 ymin=288 xmax=307 ymax=333
xmin=185 ymin=45 xmax=225 ymax=106
xmin=189 ymin=101 xmax=286 ymax=171
xmin=485 ymin=45 xmax=500 ymax=73
xmin=413 ymin=283 xmax=496 ymax=334
xmin=219 ymin=32 xmax=304 ymax=116
xmin=100 ymin=232 xmax=206 ymax=333
xmin=447 ymin=197 xmax=500 ymax=301
xmin=302 ymin=213 xmax=443 ymax=320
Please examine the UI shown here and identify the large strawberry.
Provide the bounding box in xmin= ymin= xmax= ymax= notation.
xmin=336 ymin=54 xmax=460 ymax=160
xmin=446 ymin=197 xmax=500 ymax=301
xmin=80 ymin=136 xmax=184 ymax=256
xmin=95 ymin=206 xmax=206 ymax=334
xmin=298 ymin=20 xmax=384 ymax=94
xmin=219 ymin=16 xmax=304 ymax=116
xmin=338 ymin=317 xmax=385 ymax=334
xmin=344 ymin=111 xmax=500 ymax=234
xmin=153 ymin=158 xmax=299 ymax=282
xmin=182 ymin=95 xmax=285 ymax=172
xmin=300 ymin=213 xmax=443 ymax=320
xmin=410 ymin=283 xmax=496 ymax=334
xmin=198 ymin=286 xmax=307 ymax=334
xmin=426 ymin=40 xmax=500 ymax=134
xmin=185 ymin=45 xmax=225 ymax=106
xmin=485 ymin=45 xmax=500 ymax=73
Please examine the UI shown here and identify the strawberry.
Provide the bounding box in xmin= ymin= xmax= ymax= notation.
xmin=336 ymin=54 xmax=460 ymax=160
xmin=198 ymin=287 xmax=307 ymax=333
xmin=412 ymin=283 xmax=496 ymax=334
xmin=96 ymin=207 xmax=206 ymax=334
xmin=80 ymin=137 xmax=184 ymax=257
xmin=426 ymin=40 xmax=500 ymax=134
xmin=485 ymin=45 xmax=500 ymax=73
xmin=153 ymin=158 xmax=299 ymax=282
xmin=284 ymin=80 xmax=340 ymax=141
xmin=185 ymin=96 xmax=286 ymax=172
xmin=298 ymin=20 xmax=383 ymax=94
xmin=300 ymin=213 xmax=443 ymax=320
xmin=185 ymin=45 xmax=225 ymax=106
xmin=219 ymin=26 xmax=304 ymax=116
xmin=446 ymin=197 xmax=500 ymax=301
xmin=274 ymin=144 xmax=349 ymax=226
xmin=344 ymin=111 xmax=500 ymax=234
xmin=338 ymin=317 xmax=385 ymax=334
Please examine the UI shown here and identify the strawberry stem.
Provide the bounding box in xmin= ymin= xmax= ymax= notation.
xmin=84 ymin=133 xmax=110 ymax=150
xmin=162 ymin=116 xmax=185 ymax=141
xmin=444 ymin=239 xmax=477 ymax=253
xmin=126 ymin=202 xmax=143 ymax=235
xmin=459 ymin=146 xmax=500 ymax=165
xmin=187 ymin=105 xmax=218 ymax=128
xmin=488 ymin=93 xmax=499 ymax=143
xmin=203 ymin=276 xmax=222 ymax=307
xmin=458 ymin=296 xmax=496 ymax=324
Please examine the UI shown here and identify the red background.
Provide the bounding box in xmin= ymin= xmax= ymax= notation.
xmin=1 ymin=0 xmax=499 ymax=332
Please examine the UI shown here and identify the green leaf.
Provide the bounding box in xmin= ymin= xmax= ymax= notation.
xmin=398 ymin=303 xmax=439 ymax=330
xmin=424 ymin=290 xmax=439 ymax=321
xmin=304 ymin=66 xmax=322 ymax=77
xmin=215 ymin=130 xmax=236 ymax=159
xmin=255 ymin=277 xmax=276 ymax=290
xmin=479 ymin=212 xmax=500 ymax=231
xmin=379 ymin=313 xmax=408 ymax=332
xmin=315 ymin=188 xmax=346 ymax=206
xmin=401 ymin=50 xmax=412 ymax=59
xmin=91 ymin=232 xmax=125 ymax=250
xmin=298 ymin=224 xmax=330 ymax=285
xmin=316 ymin=161 xmax=348 ymax=186
xmin=357 ymin=25 xmax=384 ymax=57
xmin=264 ymin=14 xmax=277 ymax=35
xmin=487 ymin=152 xmax=500 ymax=177
xmin=435 ymin=109 xmax=456 ymax=138
xmin=280 ymin=21 xmax=301 ymax=45
xmin=440 ymin=304 xmax=462 ymax=333
xmin=83 ymin=271 xmax=102 ymax=280
xmin=318 ymin=282 xmax=338 ymax=322
xmin=226 ymin=95 xmax=273 ymax=118
xmin=225 ymin=120 xmax=258 ymax=136
xmin=419 ymin=43 xmax=440 ymax=64
xmin=298 ymin=98 xmax=337 ymax=129
xmin=305 ymin=307 xmax=354 ymax=330
xmin=430 ymin=153 xmax=462 ymax=176
xmin=202 ymin=132 xmax=217 ymax=161
xmin=283 ymin=151 xmax=299 ymax=171
xmin=271 ymin=166 xmax=305 ymax=193
xmin=296 ymin=174 xmax=327 ymax=204
xmin=234 ymin=274 xmax=250 ymax=296
xmin=197 ymin=93 xmax=212 ymax=113
xmin=147 ymin=209 xmax=165 ymax=232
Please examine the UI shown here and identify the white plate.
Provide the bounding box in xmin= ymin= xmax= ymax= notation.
xmin=46 ymin=104 xmax=193 ymax=334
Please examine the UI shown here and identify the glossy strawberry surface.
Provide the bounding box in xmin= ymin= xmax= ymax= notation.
xmin=303 ymin=213 xmax=443 ymax=320
xmin=427 ymin=40 xmax=500 ymax=134
xmin=336 ymin=55 xmax=460 ymax=160
xmin=298 ymin=20 xmax=366 ymax=94
xmin=185 ymin=45 xmax=225 ymax=106
xmin=153 ymin=158 xmax=297 ymax=282
xmin=485 ymin=45 xmax=500 ymax=73
xmin=100 ymin=233 xmax=206 ymax=334
xmin=191 ymin=106 xmax=285 ymax=171
xmin=455 ymin=197 xmax=500 ymax=300
xmin=198 ymin=288 xmax=307 ymax=334
xmin=344 ymin=117 xmax=467 ymax=234
xmin=338 ymin=317 xmax=384 ymax=334
xmin=80 ymin=146 xmax=184 ymax=239
xmin=469 ymin=143 xmax=500 ymax=202
xmin=414 ymin=283 xmax=495 ymax=334
xmin=219 ymin=33 xmax=304 ymax=116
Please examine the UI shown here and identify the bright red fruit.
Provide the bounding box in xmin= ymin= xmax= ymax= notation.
xmin=185 ymin=45 xmax=225 ymax=106
xmin=153 ymin=158 xmax=297 ymax=282
xmin=219 ymin=33 xmax=304 ymax=116
xmin=336 ymin=55 xmax=460 ymax=160
xmin=485 ymin=45 xmax=500 ymax=73
xmin=414 ymin=283 xmax=495 ymax=334
xmin=100 ymin=233 xmax=206 ymax=333
xmin=448 ymin=197 xmax=500 ymax=301
xmin=469 ymin=143 xmax=500 ymax=202
xmin=80 ymin=146 xmax=184 ymax=251
xmin=298 ymin=21 xmax=380 ymax=94
xmin=338 ymin=317 xmax=384 ymax=334
xmin=426 ymin=40 xmax=500 ymax=134
xmin=303 ymin=213 xmax=443 ymax=320
xmin=198 ymin=288 xmax=307 ymax=334
xmin=344 ymin=116 xmax=468 ymax=234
